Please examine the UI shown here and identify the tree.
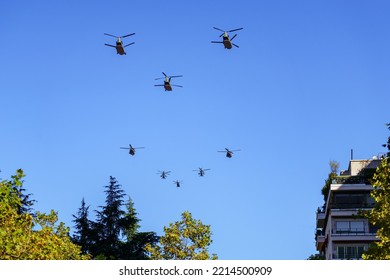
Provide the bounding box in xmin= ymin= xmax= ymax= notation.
xmin=321 ymin=161 xmax=339 ymax=205
xmin=0 ymin=169 xmax=89 ymax=260
xmin=93 ymin=176 xmax=126 ymax=259
xmin=146 ymin=211 xmax=217 ymax=260
xmin=362 ymin=123 xmax=390 ymax=259
xmin=307 ymin=254 xmax=325 ymax=260
xmin=84 ymin=177 xmax=158 ymax=259
xmin=72 ymin=197 xmax=92 ymax=254
xmin=118 ymin=196 xmax=159 ymax=260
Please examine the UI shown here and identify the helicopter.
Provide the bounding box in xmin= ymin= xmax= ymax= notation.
xmin=193 ymin=167 xmax=211 ymax=177
xmin=154 ymin=72 xmax=183 ymax=91
xmin=211 ymin=27 xmax=243 ymax=49
xmin=120 ymin=144 xmax=144 ymax=156
xmin=157 ymin=170 xmax=171 ymax=179
xmin=173 ymin=180 xmax=182 ymax=188
xmin=218 ymin=148 xmax=241 ymax=158
xmin=104 ymin=33 xmax=135 ymax=55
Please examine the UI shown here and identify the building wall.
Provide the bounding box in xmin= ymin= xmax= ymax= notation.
xmin=315 ymin=159 xmax=381 ymax=259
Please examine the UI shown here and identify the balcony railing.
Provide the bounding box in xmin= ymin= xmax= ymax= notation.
xmin=331 ymin=202 xmax=375 ymax=209
xmin=332 ymin=228 xmax=377 ymax=235
xmin=332 ymin=176 xmax=371 ymax=185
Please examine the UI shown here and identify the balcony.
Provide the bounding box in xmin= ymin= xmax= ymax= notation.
xmin=331 ymin=202 xmax=375 ymax=210
xmin=332 ymin=175 xmax=371 ymax=185
xmin=316 ymin=211 xmax=325 ymax=228
xmin=316 ymin=230 xmax=326 ymax=251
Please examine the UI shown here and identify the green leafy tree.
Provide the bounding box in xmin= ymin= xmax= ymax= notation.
xmin=362 ymin=123 xmax=390 ymax=259
xmin=146 ymin=211 xmax=217 ymax=260
xmin=0 ymin=169 xmax=89 ymax=260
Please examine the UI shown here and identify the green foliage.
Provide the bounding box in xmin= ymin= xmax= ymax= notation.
xmin=72 ymin=177 xmax=158 ymax=259
xmin=72 ymin=197 xmax=92 ymax=254
xmin=307 ymin=254 xmax=325 ymax=260
xmin=362 ymin=124 xmax=390 ymax=260
xmin=146 ymin=211 xmax=217 ymax=260
xmin=321 ymin=161 xmax=339 ymax=204
xmin=0 ymin=170 xmax=89 ymax=260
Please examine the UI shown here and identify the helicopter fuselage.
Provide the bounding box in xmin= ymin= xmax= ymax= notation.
xmin=164 ymin=81 xmax=172 ymax=91
xmin=222 ymin=37 xmax=233 ymax=49
xmin=115 ymin=42 xmax=126 ymax=55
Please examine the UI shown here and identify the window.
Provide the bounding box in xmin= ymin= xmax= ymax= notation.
xmin=350 ymin=221 xmax=364 ymax=233
xmin=335 ymin=221 xmax=365 ymax=234
xmin=332 ymin=192 xmax=373 ymax=209
xmin=336 ymin=245 xmax=366 ymax=259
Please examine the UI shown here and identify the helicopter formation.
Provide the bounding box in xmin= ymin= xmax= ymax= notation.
xmin=110 ymin=27 xmax=243 ymax=188
xmin=120 ymin=143 xmax=240 ymax=188
xmin=104 ymin=27 xmax=243 ymax=92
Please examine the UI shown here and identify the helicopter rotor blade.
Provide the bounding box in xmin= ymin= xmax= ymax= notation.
xmin=104 ymin=33 xmax=118 ymax=38
xmin=232 ymin=43 xmax=240 ymax=48
xmin=211 ymin=41 xmax=223 ymax=44
xmin=230 ymin=34 xmax=237 ymax=41
xmin=213 ymin=27 xmax=225 ymax=32
xmin=121 ymin=33 xmax=135 ymax=38
xmin=124 ymin=42 xmax=135 ymax=48
xmin=170 ymin=75 xmax=183 ymax=79
xmin=162 ymin=72 xmax=168 ymax=77
xmin=104 ymin=44 xmax=116 ymax=48
xmin=154 ymin=84 xmax=164 ymax=87
xmin=227 ymin=28 xmax=243 ymax=33
xmin=133 ymin=147 xmax=145 ymax=149
xmin=171 ymin=84 xmax=183 ymax=87
xmin=120 ymin=147 xmax=130 ymax=149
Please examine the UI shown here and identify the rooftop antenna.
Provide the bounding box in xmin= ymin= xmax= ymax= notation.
xmin=351 ymin=149 xmax=354 ymax=160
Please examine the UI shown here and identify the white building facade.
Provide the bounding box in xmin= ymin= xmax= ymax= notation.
xmin=316 ymin=159 xmax=381 ymax=259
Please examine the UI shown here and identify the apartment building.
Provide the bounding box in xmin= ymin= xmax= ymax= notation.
xmin=316 ymin=158 xmax=381 ymax=259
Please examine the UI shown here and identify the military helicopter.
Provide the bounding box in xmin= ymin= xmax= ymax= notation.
xmin=154 ymin=72 xmax=183 ymax=91
xmin=193 ymin=167 xmax=211 ymax=177
xmin=157 ymin=170 xmax=171 ymax=179
xmin=104 ymin=33 xmax=135 ymax=55
xmin=173 ymin=180 xmax=182 ymax=188
xmin=211 ymin=27 xmax=243 ymax=49
xmin=120 ymin=144 xmax=144 ymax=156
xmin=218 ymin=148 xmax=241 ymax=158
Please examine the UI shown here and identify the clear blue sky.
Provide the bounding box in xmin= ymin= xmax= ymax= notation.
xmin=1 ymin=0 xmax=389 ymax=259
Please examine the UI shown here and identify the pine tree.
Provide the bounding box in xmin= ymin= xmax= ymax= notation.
xmin=10 ymin=169 xmax=36 ymax=214
xmin=73 ymin=176 xmax=158 ymax=259
xmin=118 ymin=196 xmax=159 ymax=259
xmin=72 ymin=198 xmax=92 ymax=254
xmin=94 ymin=176 xmax=126 ymax=259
